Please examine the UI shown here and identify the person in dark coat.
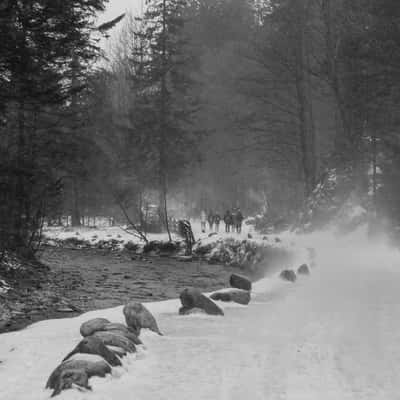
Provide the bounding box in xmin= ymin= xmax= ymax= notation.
xmin=235 ymin=208 xmax=244 ymax=234
xmin=214 ymin=212 xmax=221 ymax=233
xmin=207 ymin=210 xmax=214 ymax=231
xmin=224 ymin=210 xmax=233 ymax=233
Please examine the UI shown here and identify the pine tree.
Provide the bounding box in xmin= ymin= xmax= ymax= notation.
xmin=133 ymin=0 xmax=199 ymax=240
xmin=0 ymin=0 xmax=107 ymax=254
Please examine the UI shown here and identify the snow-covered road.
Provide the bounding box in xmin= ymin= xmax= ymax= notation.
xmin=1 ymin=228 xmax=400 ymax=399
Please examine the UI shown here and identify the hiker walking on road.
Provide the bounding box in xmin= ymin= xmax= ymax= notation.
xmin=214 ymin=212 xmax=221 ymax=232
xmin=224 ymin=210 xmax=233 ymax=233
xmin=200 ymin=210 xmax=207 ymax=233
xmin=207 ymin=210 xmax=215 ymax=231
xmin=235 ymin=208 xmax=244 ymax=234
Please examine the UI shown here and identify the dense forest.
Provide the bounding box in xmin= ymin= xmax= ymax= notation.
xmin=1 ymin=0 xmax=400 ymax=256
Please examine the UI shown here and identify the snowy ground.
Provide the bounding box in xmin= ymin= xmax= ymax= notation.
xmin=1 ymin=227 xmax=400 ymax=399
xmin=42 ymin=219 xmax=259 ymax=248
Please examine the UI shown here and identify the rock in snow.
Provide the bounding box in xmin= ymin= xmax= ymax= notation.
xmin=46 ymin=357 xmax=111 ymax=396
xmin=80 ymin=318 xmax=110 ymax=337
xmin=103 ymin=327 xmax=142 ymax=346
xmin=123 ymin=302 xmax=163 ymax=336
xmin=297 ymin=263 xmax=310 ymax=275
xmin=50 ymin=368 xmax=91 ymax=397
xmin=92 ymin=331 xmax=136 ymax=354
xmin=179 ymin=288 xmax=224 ymax=316
xmin=80 ymin=319 xmax=142 ymax=345
xmin=280 ymin=269 xmax=297 ymax=282
xmin=62 ymin=336 xmax=121 ymax=367
xmin=229 ymin=273 xmax=252 ymax=291
xmin=210 ymin=288 xmax=251 ymax=305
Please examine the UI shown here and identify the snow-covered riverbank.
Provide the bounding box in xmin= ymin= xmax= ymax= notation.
xmin=1 ymin=218 xmax=298 ymax=333
xmin=41 ymin=219 xmax=261 ymax=250
xmin=1 ymin=227 xmax=399 ymax=399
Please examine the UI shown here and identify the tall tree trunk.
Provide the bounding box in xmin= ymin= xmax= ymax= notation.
xmin=321 ymin=0 xmax=354 ymax=162
xmin=13 ymin=100 xmax=27 ymax=248
xmin=70 ymin=52 xmax=82 ymax=227
xmin=13 ymin=9 xmax=29 ymax=251
xmin=160 ymin=176 xmax=171 ymax=240
xmin=294 ymin=1 xmax=316 ymax=196
xmin=159 ymin=0 xmax=172 ymax=242
xmin=371 ymin=131 xmax=377 ymax=217
xmin=71 ymin=177 xmax=81 ymax=227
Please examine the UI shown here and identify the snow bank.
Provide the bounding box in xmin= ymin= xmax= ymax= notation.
xmin=42 ymin=219 xmax=258 ymax=252
xmin=42 ymin=226 xmax=180 ymax=251
xmin=0 ymin=273 xmax=289 ymax=400
xmin=4 ymin=228 xmax=399 ymax=399
xmin=0 ymin=229 xmax=311 ymax=400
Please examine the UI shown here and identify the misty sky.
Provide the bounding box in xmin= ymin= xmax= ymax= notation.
xmin=100 ymin=0 xmax=144 ymax=23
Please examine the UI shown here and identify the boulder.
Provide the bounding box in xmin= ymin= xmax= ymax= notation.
xmin=62 ymin=336 xmax=121 ymax=367
xmin=80 ymin=318 xmax=110 ymax=337
xmin=179 ymin=288 xmax=224 ymax=316
xmin=280 ymin=269 xmax=297 ymax=282
xmin=81 ymin=319 xmax=142 ymax=344
xmin=50 ymin=368 xmax=90 ymax=397
xmin=229 ymin=273 xmax=252 ymax=291
xmin=297 ymin=264 xmax=310 ymax=275
xmin=210 ymin=289 xmax=251 ymax=305
xmin=92 ymin=331 xmax=136 ymax=353
xmin=100 ymin=322 xmax=142 ymax=345
xmin=46 ymin=357 xmax=111 ymax=392
xmin=105 ymin=328 xmax=142 ymax=346
xmin=123 ymin=302 xmax=163 ymax=336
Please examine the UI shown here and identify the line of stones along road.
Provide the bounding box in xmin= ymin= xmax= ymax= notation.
xmin=46 ymin=262 xmax=312 ymax=397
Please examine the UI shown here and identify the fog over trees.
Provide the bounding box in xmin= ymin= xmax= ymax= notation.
xmin=1 ymin=0 xmax=400 ymax=256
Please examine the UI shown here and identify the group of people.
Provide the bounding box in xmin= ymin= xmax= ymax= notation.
xmin=201 ymin=208 xmax=244 ymax=234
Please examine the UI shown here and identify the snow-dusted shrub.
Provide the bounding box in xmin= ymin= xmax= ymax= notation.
xmin=62 ymin=237 xmax=91 ymax=248
xmin=297 ymin=167 xmax=368 ymax=232
xmin=143 ymin=240 xmax=181 ymax=254
xmin=0 ymin=279 xmax=11 ymax=294
xmin=0 ymin=304 xmax=11 ymax=330
xmin=124 ymin=241 xmax=140 ymax=252
xmin=96 ymin=239 xmax=122 ymax=251
xmin=193 ymin=237 xmax=295 ymax=274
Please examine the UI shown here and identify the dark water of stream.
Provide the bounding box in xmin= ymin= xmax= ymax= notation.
xmin=1 ymin=247 xmax=253 ymax=334
xmin=2 ymin=243 xmax=293 ymax=334
xmin=40 ymin=247 xmax=247 ymax=312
